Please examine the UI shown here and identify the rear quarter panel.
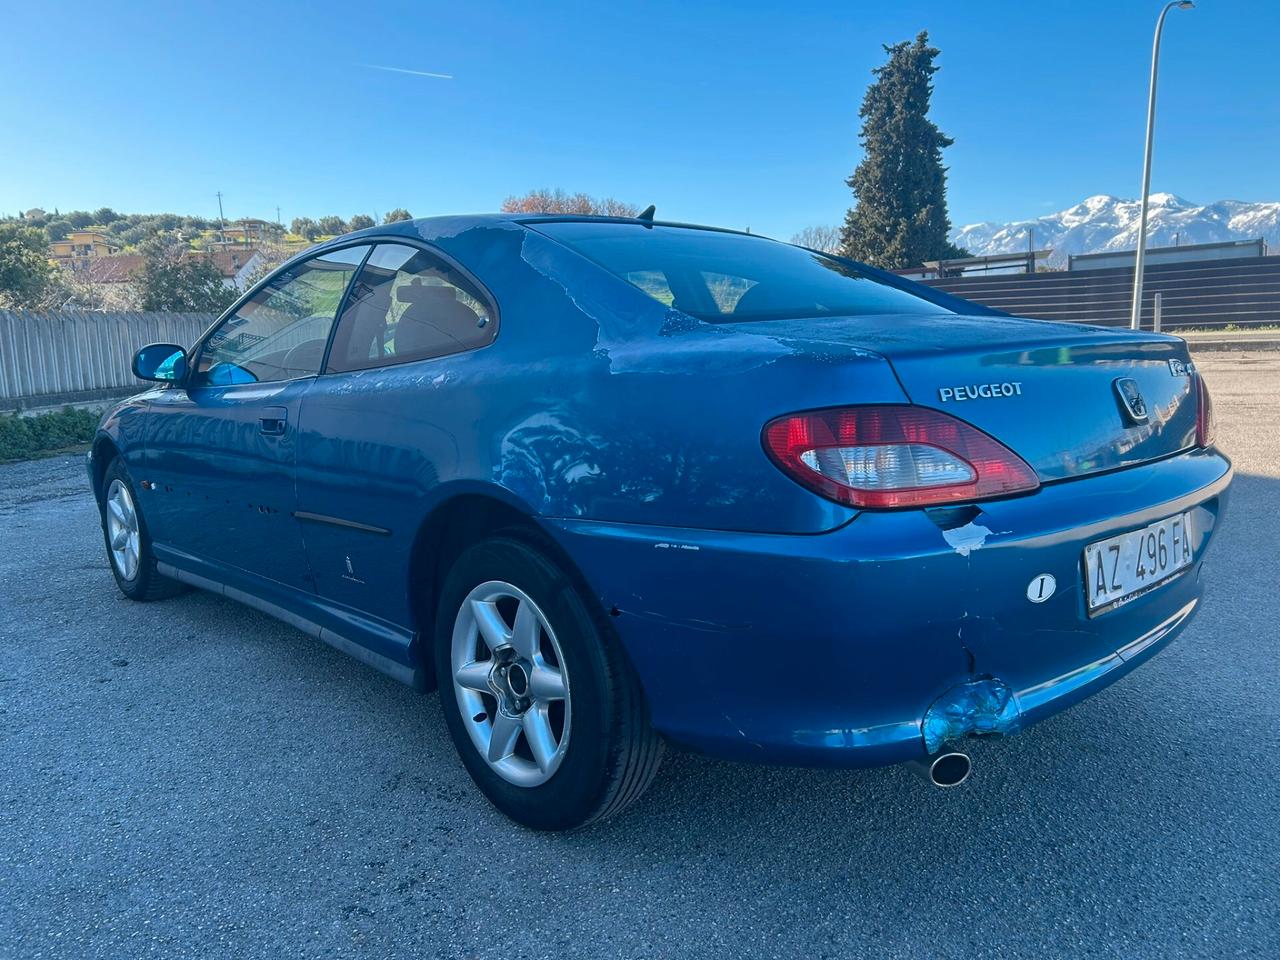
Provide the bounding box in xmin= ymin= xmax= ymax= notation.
xmin=337 ymin=222 xmax=911 ymax=535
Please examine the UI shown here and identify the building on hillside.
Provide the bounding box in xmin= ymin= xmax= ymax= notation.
xmin=85 ymin=254 xmax=146 ymax=285
xmin=48 ymin=231 xmax=120 ymax=271
xmin=1067 ymin=238 xmax=1267 ymax=271
xmin=219 ymin=218 xmax=277 ymax=246
xmin=895 ymin=249 xmax=1054 ymax=281
xmin=203 ymin=248 xmax=265 ymax=291
xmin=73 ymin=248 xmax=264 ymax=292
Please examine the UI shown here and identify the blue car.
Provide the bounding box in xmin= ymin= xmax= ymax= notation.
xmin=90 ymin=214 xmax=1231 ymax=829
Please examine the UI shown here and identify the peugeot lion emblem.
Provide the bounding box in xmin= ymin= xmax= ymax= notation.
xmin=1113 ymin=377 xmax=1148 ymax=425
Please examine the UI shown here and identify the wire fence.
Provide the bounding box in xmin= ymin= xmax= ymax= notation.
xmin=0 ymin=309 xmax=216 ymax=406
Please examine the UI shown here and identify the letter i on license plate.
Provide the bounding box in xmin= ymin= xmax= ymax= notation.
xmin=1083 ymin=512 xmax=1194 ymax=613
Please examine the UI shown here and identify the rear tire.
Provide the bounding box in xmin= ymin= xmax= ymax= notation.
xmin=99 ymin=457 xmax=186 ymax=602
xmin=434 ymin=535 xmax=663 ymax=830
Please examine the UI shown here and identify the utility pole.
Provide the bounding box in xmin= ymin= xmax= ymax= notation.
xmin=215 ymin=191 xmax=227 ymax=245
xmin=1027 ymin=225 xmax=1035 ymax=274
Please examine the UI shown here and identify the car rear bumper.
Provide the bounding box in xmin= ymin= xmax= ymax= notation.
xmin=544 ymin=448 xmax=1232 ymax=768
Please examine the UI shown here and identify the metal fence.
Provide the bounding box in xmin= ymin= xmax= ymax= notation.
xmin=0 ymin=309 xmax=216 ymax=407
xmin=920 ymin=255 xmax=1280 ymax=329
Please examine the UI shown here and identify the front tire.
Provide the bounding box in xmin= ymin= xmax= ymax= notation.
xmin=99 ymin=457 xmax=185 ymax=602
xmin=434 ymin=535 xmax=663 ymax=830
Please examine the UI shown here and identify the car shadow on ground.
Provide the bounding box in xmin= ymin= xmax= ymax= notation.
xmin=150 ymin=471 xmax=1271 ymax=848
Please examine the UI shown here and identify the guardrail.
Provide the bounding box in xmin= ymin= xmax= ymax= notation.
xmin=921 ymin=255 xmax=1280 ymax=329
xmin=0 ymin=309 xmax=215 ymax=407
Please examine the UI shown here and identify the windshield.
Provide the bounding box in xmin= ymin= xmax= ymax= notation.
xmin=532 ymin=221 xmax=952 ymax=322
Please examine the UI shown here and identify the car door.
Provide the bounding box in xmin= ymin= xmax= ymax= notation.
xmin=143 ymin=245 xmax=372 ymax=592
xmin=294 ymin=241 xmax=498 ymax=626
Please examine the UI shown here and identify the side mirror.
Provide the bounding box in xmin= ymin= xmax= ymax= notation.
xmin=132 ymin=343 xmax=189 ymax=383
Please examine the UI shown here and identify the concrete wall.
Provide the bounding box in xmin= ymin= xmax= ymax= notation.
xmin=0 ymin=309 xmax=216 ymax=408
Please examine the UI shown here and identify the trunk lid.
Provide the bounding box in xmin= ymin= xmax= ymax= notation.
xmin=729 ymin=313 xmax=1199 ymax=482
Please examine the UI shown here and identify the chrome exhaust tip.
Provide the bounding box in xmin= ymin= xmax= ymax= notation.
xmin=905 ymin=750 xmax=972 ymax=788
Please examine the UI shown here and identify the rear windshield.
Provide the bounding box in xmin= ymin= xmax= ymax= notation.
xmin=533 ymin=221 xmax=951 ymax=322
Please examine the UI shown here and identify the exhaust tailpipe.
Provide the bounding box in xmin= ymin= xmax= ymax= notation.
xmin=906 ymin=750 xmax=971 ymax=788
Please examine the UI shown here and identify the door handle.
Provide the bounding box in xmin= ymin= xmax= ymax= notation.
xmin=259 ymin=406 xmax=288 ymax=436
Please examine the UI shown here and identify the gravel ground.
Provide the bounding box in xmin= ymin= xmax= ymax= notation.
xmin=2 ymin=354 xmax=1277 ymax=960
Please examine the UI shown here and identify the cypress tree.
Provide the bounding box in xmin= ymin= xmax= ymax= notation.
xmin=840 ymin=32 xmax=967 ymax=268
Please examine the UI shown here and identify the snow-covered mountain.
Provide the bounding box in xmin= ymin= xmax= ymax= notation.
xmin=952 ymin=194 xmax=1280 ymax=267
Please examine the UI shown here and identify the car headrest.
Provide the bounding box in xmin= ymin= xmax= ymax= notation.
xmin=730 ymin=282 xmax=785 ymax=316
xmin=396 ymin=281 xmax=458 ymax=306
xmin=394 ymin=283 xmax=482 ymax=356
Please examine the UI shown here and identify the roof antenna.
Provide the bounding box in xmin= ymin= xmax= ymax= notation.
xmin=637 ymin=204 xmax=656 ymax=222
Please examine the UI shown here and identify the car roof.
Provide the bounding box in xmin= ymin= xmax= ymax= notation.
xmin=341 ymin=212 xmax=759 ymax=240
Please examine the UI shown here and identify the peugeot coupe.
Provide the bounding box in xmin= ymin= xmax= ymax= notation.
xmin=90 ymin=214 xmax=1231 ymax=829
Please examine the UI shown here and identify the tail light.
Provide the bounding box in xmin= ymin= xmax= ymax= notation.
xmin=762 ymin=405 xmax=1039 ymax=509
xmin=1195 ymin=374 xmax=1216 ymax=448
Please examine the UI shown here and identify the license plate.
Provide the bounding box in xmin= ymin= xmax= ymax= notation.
xmin=1083 ymin=512 xmax=1194 ymax=613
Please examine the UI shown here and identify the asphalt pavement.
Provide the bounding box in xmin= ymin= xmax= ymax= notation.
xmin=2 ymin=353 xmax=1277 ymax=959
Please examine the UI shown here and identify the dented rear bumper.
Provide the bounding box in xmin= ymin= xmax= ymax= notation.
xmin=544 ymin=447 xmax=1232 ymax=768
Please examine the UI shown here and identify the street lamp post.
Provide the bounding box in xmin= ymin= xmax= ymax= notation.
xmin=1130 ymin=0 xmax=1194 ymax=330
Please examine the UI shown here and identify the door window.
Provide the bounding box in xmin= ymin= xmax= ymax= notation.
xmin=326 ymin=243 xmax=496 ymax=373
xmin=193 ymin=245 xmax=370 ymax=385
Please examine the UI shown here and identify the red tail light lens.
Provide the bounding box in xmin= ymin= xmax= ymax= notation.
xmin=1196 ymin=374 xmax=1216 ymax=448
xmin=762 ymin=405 xmax=1040 ymax=509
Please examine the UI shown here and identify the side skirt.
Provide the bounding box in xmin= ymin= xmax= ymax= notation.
xmin=155 ymin=550 xmax=427 ymax=691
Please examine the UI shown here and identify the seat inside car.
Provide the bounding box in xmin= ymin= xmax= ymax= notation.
xmin=731 ymin=282 xmax=790 ymax=316
xmin=393 ymin=282 xmax=482 ymax=357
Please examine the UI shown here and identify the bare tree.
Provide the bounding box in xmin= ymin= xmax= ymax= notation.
xmin=39 ymin=268 xmax=137 ymax=311
xmin=790 ymin=225 xmax=842 ymax=254
xmin=501 ymin=189 xmax=639 ymax=217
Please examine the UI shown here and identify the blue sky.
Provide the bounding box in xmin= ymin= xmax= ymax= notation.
xmin=2 ymin=1 xmax=1276 ymax=240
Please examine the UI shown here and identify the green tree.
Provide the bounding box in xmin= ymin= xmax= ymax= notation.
xmin=317 ymin=215 xmax=346 ymax=236
xmin=137 ymin=237 xmax=236 ymax=313
xmin=840 ymin=32 xmax=967 ymax=268
xmin=347 ymin=214 xmax=376 ymax=231
xmin=291 ymin=217 xmax=319 ymax=239
xmin=382 ymin=208 xmax=413 ymax=223
xmin=0 ymin=223 xmax=55 ymax=308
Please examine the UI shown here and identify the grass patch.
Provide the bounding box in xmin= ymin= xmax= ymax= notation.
xmin=1177 ymin=324 xmax=1280 ymax=335
xmin=0 ymin=406 xmax=100 ymax=462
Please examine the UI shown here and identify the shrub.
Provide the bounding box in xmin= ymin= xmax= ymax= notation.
xmin=0 ymin=406 xmax=100 ymax=461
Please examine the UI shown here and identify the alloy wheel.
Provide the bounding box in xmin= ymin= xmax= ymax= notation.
xmin=105 ymin=478 xmax=141 ymax=582
xmin=450 ymin=580 xmax=571 ymax=787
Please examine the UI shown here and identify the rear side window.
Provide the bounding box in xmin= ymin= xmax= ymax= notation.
xmin=326 ymin=243 xmax=496 ymax=373
xmin=534 ymin=221 xmax=950 ymax=322
xmin=624 ymin=270 xmax=674 ymax=306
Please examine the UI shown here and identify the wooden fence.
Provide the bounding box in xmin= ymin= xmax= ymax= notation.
xmin=920 ymin=255 xmax=1280 ymax=329
xmin=0 ymin=309 xmax=216 ymax=407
